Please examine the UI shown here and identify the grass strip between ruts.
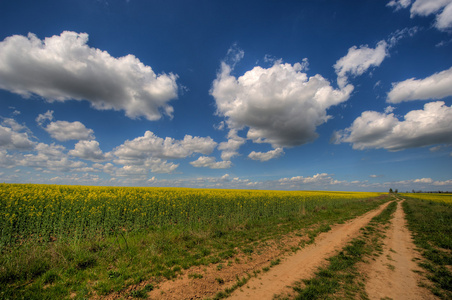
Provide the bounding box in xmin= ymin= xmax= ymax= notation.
xmin=285 ymin=200 xmax=397 ymax=300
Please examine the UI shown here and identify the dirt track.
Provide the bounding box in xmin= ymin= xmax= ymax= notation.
xmin=364 ymin=200 xmax=437 ymax=300
xmin=133 ymin=202 xmax=390 ymax=299
xmin=118 ymin=199 xmax=438 ymax=299
xmin=228 ymin=201 xmax=391 ymax=299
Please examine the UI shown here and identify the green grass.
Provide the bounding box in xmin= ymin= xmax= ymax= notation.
xmin=0 ymin=189 xmax=388 ymax=299
xmin=402 ymin=197 xmax=452 ymax=299
xmin=290 ymin=200 xmax=397 ymax=300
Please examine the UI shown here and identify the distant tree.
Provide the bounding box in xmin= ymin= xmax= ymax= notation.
xmin=389 ymin=188 xmax=393 ymax=193
xmin=395 ymin=189 xmax=398 ymax=193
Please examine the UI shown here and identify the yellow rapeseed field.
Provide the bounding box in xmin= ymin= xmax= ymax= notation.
xmin=0 ymin=183 xmax=380 ymax=247
xmin=401 ymin=193 xmax=452 ymax=204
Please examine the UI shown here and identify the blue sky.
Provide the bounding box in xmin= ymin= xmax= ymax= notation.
xmin=0 ymin=0 xmax=451 ymax=191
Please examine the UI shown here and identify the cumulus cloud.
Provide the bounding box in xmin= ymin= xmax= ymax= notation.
xmin=217 ymin=129 xmax=246 ymax=161
xmin=211 ymin=49 xmax=353 ymax=149
xmin=0 ymin=119 xmax=34 ymax=150
xmin=50 ymin=173 xmax=101 ymax=184
xmin=335 ymin=28 xmax=418 ymax=88
xmin=113 ymin=131 xmax=217 ymax=162
xmin=248 ymin=148 xmax=284 ymax=162
xmin=388 ymin=0 xmax=452 ymax=30
xmin=45 ymin=121 xmax=94 ymax=141
xmin=333 ymin=101 xmax=452 ymax=151
xmin=334 ymin=41 xmax=389 ymax=88
xmin=0 ymin=149 xmax=15 ymax=168
xmin=36 ymin=110 xmax=94 ymax=141
xmin=394 ymin=177 xmax=452 ymax=186
xmin=279 ymin=173 xmax=343 ymax=186
xmin=18 ymin=143 xmax=86 ymax=172
xmin=69 ymin=140 xmax=107 ymax=161
xmin=387 ymin=66 xmax=452 ymax=103
xmin=143 ymin=158 xmax=179 ymax=173
xmin=0 ymin=31 xmax=178 ymax=120
xmin=189 ymin=156 xmax=232 ymax=169
xmin=112 ymin=131 xmax=217 ymax=173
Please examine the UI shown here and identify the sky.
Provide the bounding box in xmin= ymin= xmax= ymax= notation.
xmin=0 ymin=0 xmax=451 ymax=192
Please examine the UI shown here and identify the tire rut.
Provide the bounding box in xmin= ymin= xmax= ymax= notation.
xmin=364 ymin=200 xmax=437 ymax=300
xmin=228 ymin=201 xmax=391 ymax=299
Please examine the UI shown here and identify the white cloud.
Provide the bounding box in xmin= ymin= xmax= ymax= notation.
xmin=218 ymin=129 xmax=246 ymax=161
xmin=387 ymin=0 xmax=412 ymax=10
xmin=18 ymin=143 xmax=87 ymax=172
xmin=0 ymin=118 xmax=34 ymax=150
xmin=36 ymin=110 xmax=94 ymax=141
xmin=50 ymin=173 xmax=101 ymax=184
xmin=410 ymin=0 xmax=451 ymax=17
xmin=279 ymin=173 xmax=343 ymax=186
xmin=113 ymin=131 xmax=217 ymax=162
xmin=112 ymin=131 xmax=217 ymax=173
xmin=387 ymin=66 xmax=452 ymax=103
xmin=248 ymin=148 xmax=284 ymax=162
xmin=45 ymin=121 xmax=95 ymax=141
xmin=211 ymin=50 xmax=353 ymax=149
xmin=0 ymin=31 xmax=178 ymax=120
xmin=389 ymin=0 xmax=452 ymax=30
xmin=394 ymin=177 xmax=452 ymax=187
xmin=384 ymin=106 xmax=396 ymax=114
xmin=433 ymin=179 xmax=452 ymax=185
xmin=387 ymin=27 xmax=419 ymax=46
xmin=190 ymin=156 xmax=232 ymax=169
xmin=69 ymin=140 xmax=107 ymax=161
xmin=334 ymin=41 xmax=388 ymax=88
xmin=436 ymin=2 xmax=452 ymax=29
xmin=36 ymin=110 xmax=54 ymax=125
xmin=333 ymin=101 xmax=452 ymax=151
xmin=144 ymin=158 xmax=179 ymax=173
xmin=115 ymin=159 xmax=179 ymax=176
xmin=116 ymin=165 xmax=147 ymax=177
xmin=0 ymin=149 xmax=15 ymax=167
xmin=370 ymin=174 xmax=386 ymax=178
xmin=414 ymin=177 xmax=433 ymax=183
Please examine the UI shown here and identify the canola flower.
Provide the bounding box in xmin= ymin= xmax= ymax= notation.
xmin=401 ymin=193 xmax=452 ymax=204
xmin=0 ymin=183 xmax=380 ymax=248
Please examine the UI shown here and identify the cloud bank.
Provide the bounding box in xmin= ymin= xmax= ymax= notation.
xmin=0 ymin=31 xmax=178 ymax=120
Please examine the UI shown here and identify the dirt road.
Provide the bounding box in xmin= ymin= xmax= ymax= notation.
xmin=228 ymin=201 xmax=391 ymax=299
xmin=124 ymin=199 xmax=439 ymax=299
xmin=140 ymin=201 xmax=390 ymax=300
xmin=364 ymin=200 xmax=437 ymax=300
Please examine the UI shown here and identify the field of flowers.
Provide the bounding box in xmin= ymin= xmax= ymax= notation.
xmin=0 ymin=183 xmax=380 ymax=248
xmin=400 ymin=193 xmax=452 ymax=204
xmin=0 ymin=184 xmax=388 ymax=299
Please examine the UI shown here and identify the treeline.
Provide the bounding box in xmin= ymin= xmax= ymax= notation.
xmin=389 ymin=188 xmax=451 ymax=194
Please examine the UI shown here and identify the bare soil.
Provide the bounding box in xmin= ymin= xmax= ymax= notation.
xmin=228 ymin=201 xmax=391 ymax=299
xmin=363 ymin=200 xmax=437 ymax=300
xmin=114 ymin=201 xmax=391 ymax=300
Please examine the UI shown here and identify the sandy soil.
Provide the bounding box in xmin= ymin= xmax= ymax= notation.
xmin=228 ymin=201 xmax=391 ymax=300
xmin=363 ymin=200 xmax=437 ymax=300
